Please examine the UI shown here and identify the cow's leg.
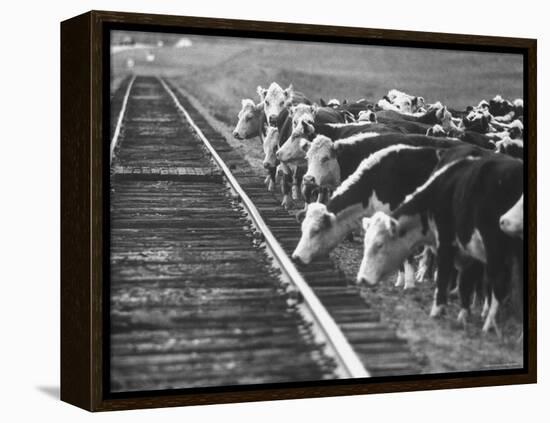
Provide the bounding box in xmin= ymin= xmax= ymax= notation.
xmin=292 ymin=166 xmax=306 ymax=201
xmin=416 ymin=247 xmax=434 ymax=283
xmin=265 ymin=166 xmax=276 ymax=191
xmin=481 ymin=296 xmax=490 ymax=319
xmin=430 ymin=245 xmax=454 ymax=318
xmin=482 ymin=291 xmax=501 ymax=338
xmin=448 ymin=267 xmax=459 ymax=298
xmin=481 ymin=234 xmax=511 ymax=338
xmin=457 ymin=259 xmax=484 ymax=327
xmin=280 ymin=171 xmax=294 ymax=209
xmin=403 ymin=257 xmax=416 ymax=289
xmin=291 ymin=168 xmax=300 ymax=201
xmin=395 ymin=264 xmax=405 ymax=287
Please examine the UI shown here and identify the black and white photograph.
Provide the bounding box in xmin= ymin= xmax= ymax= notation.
xmin=108 ymin=29 xmax=526 ymax=394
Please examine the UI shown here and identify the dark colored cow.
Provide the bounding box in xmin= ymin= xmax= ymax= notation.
xmin=359 ymin=147 xmax=523 ymax=335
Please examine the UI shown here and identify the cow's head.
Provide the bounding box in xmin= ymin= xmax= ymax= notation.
xmin=411 ymin=96 xmax=426 ymax=113
xmin=508 ymin=119 xmax=524 ymax=140
xmin=477 ymin=99 xmax=490 ymax=110
xmin=290 ymin=104 xmax=318 ymax=129
xmin=292 ymin=202 xmax=341 ymax=264
xmin=462 ymin=109 xmax=490 ymax=133
xmin=500 ymin=194 xmax=523 ymax=239
xmin=393 ymin=95 xmax=413 ymax=114
xmin=233 ymin=99 xmax=263 ymax=139
xmin=489 ymin=95 xmax=514 ymax=117
xmin=513 ymin=98 xmax=524 ymax=118
xmin=262 ymin=126 xmax=280 ymax=169
xmin=302 ymin=135 xmax=341 ymax=189
xmin=426 ymin=124 xmax=448 ymax=137
xmin=257 ymin=82 xmax=294 ymax=126
xmin=356 ymin=212 xmax=421 ymax=285
xmin=358 ymin=110 xmax=377 ymax=123
xmin=275 ymin=106 xmax=316 ymax=164
xmin=435 ymin=106 xmax=453 ymax=129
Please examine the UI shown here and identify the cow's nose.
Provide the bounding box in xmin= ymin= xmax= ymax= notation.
xmin=303 ymin=175 xmax=315 ymax=185
xmin=291 ymin=254 xmax=304 ymax=265
xmin=263 ymin=161 xmax=272 ymax=169
xmin=268 ymin=115 xmax=278 ymax=126
xmin=356 ymin=276 xmax=371 ymax=285
xmin=232 ymin=131 xmax=241 ymax=139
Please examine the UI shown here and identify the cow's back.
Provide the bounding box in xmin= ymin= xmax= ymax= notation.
xmin=336 ymin=134 xmax=466 ymax=179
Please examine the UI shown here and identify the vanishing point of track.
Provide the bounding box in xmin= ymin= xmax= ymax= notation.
xmin=109 ymin=75 xmax=419 ymax=392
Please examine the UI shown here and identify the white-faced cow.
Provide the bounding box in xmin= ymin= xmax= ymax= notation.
xmin=256 ymin=82 xmax=311 ymax=126
xmin=500 ymin=194 xmax=524 ymax=239
xmin=233 ymin=98 xmax=265 ymax=140
xmin=358 ymin=148 xmax=523 ymax=335
xmin=378 ymin=89 xmax=426 ymax=115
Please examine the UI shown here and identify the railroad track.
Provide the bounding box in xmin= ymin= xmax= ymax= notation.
xmin=109 ymin=75 xmax=419 ymax=392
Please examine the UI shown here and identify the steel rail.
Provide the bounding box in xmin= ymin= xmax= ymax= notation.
xmin=110 ymin=74 xmax=136 ymax=165
xmin=159 ymin=77 xmax=370 ymax=379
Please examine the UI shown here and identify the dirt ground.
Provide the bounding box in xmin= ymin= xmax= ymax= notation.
xmin=111 ymin=33 xmax=524 ymax=374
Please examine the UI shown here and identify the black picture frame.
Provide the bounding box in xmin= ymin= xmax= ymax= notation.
xmin=61 ymin=10 xmax=537 ymax=411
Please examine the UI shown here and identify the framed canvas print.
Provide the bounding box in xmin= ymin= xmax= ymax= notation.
xmin=60 ymin=10 xmax=536 ymax=411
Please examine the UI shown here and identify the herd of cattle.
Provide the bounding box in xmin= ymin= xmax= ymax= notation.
xmin=232 ymin=82 xmax=525 ymax=337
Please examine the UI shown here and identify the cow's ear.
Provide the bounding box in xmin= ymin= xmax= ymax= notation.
xmin=426 ymin=127 xmax=434 ymax=136
xmin=319 ymin=98 xmax=327 ymax=107
xmin=310 ymin=104 xmax=318 ymax=115
xmin=369 ymin=112 xmax=377 ymax=123
xmin=362 ymin=217 xmax=371 ymax=231
xmin=417 ymin=96 xmax=425 ymax=107
xmin=284 ymin=84 xmax=294 ymax=98
xmin=300 ymin=139 xmax=311 ymax=153
xmin=254 ymin=102 xmax=264 ymax=112
xmin=465 ymin=105 xmax=473 ymax=113
xmin=289 ymin=106 xmax=297 ymax=117
xmin=342 ymin=99 xmax=348 ymax=105
xmin=257 ymin=86 xmax=267 ymax=100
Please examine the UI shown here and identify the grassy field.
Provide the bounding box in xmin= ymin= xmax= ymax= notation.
xmin=111 ymin=32 xmax=524 ymax=374
xmin=112 ymin=32 xmax=523 ymax=122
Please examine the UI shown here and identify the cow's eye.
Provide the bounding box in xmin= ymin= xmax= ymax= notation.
xmin=279 ymin=101 xmax=284 ymax=107
xmin=320 ymin=156 xmax=330 ymax=163
xmin=245 ymin=115 xmax=251 ymax=121
xmin=266 ymin=101 xmax=270 ymax=106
